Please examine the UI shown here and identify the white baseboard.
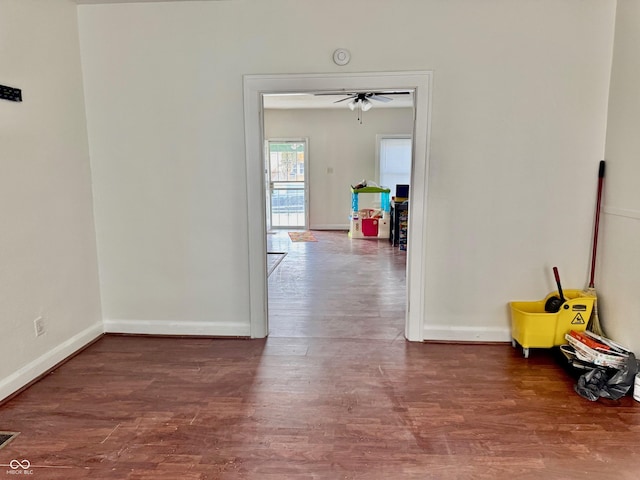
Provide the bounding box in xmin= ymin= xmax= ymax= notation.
xmin=103 ymin=319 xmax=251 ymax=337
xmin=424 ymin=325 xmax=511 ymax=343
xmin=0 ymin=322 xmax=104 ymax=403
xmin=309 ymin=224 xmax=349 ymax=231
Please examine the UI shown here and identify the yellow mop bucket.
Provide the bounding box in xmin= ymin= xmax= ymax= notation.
xmin=510 ymin=289 xmax=595 ymax=358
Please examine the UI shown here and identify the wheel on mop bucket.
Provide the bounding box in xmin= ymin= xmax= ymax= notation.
xmin=511 ymin=339 xmax=530 ymax=358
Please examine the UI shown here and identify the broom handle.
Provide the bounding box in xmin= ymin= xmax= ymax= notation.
xmin=589 ymin=160 xmax=605 ymax=288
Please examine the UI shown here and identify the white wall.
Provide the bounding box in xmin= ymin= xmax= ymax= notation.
xmin=0 ymin=1 xmax=102 ymax=401
xmin=77 ymin=0 xmax=616 ymax=340
xmin=264 ymin=108 xmax=414 ymax=229
xmin=600 ymin=0 xmax=640 ymax=353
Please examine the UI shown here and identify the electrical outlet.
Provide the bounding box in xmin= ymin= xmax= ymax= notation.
xmin=34 ymin=316 xmax=45 ymax=337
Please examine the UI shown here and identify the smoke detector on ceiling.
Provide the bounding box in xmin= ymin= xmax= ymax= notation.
xmin=333 ymin=49 xmax=351 ymax=66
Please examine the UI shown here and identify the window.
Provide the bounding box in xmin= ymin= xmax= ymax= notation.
xmin=378 ymin=136 xmax=412 ymax=195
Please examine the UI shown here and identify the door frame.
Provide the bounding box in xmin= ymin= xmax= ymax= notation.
xmin=243 ymin=71 xmax=433 ymax=340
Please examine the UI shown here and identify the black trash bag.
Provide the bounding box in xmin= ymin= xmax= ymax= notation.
xmin=574 ymin=353 xmax=637 ymax=402
xmin=575 ymin=368 xmax=608 ymax=401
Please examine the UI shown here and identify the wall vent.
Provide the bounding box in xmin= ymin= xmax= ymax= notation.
xmin=0 ymin=432 xmax=20 ymax=450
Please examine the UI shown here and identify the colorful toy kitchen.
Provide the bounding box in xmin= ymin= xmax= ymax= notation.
xmin=348 ymin=184 xmax=391 ymax=240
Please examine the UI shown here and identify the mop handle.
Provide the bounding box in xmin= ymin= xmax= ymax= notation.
xmin=589 ymin=160 xmax=605 ymax=288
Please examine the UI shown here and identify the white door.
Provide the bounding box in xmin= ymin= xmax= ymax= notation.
xmin=266 ymin=139 xmax=308 ymax=229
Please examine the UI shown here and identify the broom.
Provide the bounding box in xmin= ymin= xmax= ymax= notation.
xmin=585 ymin=160 xmax=606 ymax=336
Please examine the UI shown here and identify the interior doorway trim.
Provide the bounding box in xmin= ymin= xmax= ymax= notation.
xmin=243 ymin=71 xmax=432 ymax=341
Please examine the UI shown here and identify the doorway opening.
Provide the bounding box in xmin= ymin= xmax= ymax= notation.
xmin=244 ymin=72 xmax=432 ymax=341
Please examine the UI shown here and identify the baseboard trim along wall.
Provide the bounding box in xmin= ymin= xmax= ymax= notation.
xmin=103 ymin=319 xmax=251 ymax=337
xmin=423 ymin=325 xmax=512 ymax=343
xmin=309 ymin=224 xmax=349 ymax=231
xmin=0 ymin=322 xmax=104 ymax=403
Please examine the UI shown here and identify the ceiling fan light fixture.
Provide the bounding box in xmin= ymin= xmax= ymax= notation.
xmin=348 ymin=99 xmax=357 ymax=111
xmin=361 ymin=99 xmax=373 ymax=112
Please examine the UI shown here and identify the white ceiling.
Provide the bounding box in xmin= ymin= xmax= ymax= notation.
xmin=263 ymin=92 xmax=414 ymax=110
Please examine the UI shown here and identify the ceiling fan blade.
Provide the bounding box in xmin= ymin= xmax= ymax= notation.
xmin=314 ymin=92 xmax=355 ymax=96
xmin=334 ymin=95 xmax=357 ymax=103
xmin=369 ymin=94 xmax=393 ymax=103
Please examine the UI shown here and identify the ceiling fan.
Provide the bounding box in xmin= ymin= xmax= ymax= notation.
xmin=315 ymin=91 xmax=411 ymax=123
xmin=319 ymin=91 xmax=409 ymax=107
xmin=335 ymin=92 xmax=392 ymax=110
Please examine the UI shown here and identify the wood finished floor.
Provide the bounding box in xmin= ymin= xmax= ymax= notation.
xmin=1 ymin=230 xmax=640 ymax=479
